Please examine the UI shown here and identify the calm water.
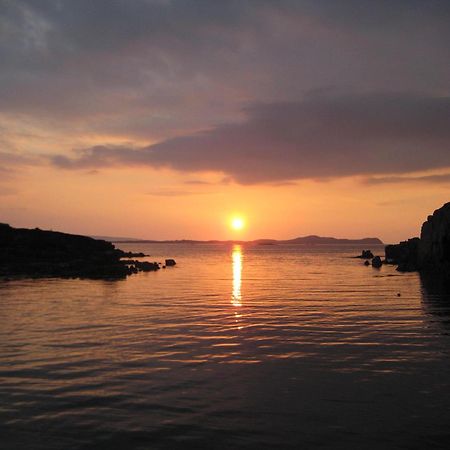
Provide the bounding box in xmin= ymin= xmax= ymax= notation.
xmin=1 ymin=244 xmax=450 ymax=449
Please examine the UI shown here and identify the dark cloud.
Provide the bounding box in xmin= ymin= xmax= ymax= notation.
xmin=365 ymin=173 xmax=450 ymax=185
xmin=183 ymin=178 xmax=230 ymax=186
xmin=1 ymin=1 xmax=449 ymax=185
xmin=0 ymin=0 xmax=449 ymax=141
xmin=183 ymin=180 xmax=215 ymax=186
xmin=50 ymin=92 xmax=450 ymax=184
xmin=0 ymin=151 xmax=37 ymax=168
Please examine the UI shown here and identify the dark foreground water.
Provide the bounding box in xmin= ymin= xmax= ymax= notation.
xmin=1 ymin=244 xmax=450 ymax=449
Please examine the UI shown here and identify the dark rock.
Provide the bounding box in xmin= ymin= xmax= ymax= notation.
xmin=121 ymin=259 xmax=138 ymax=265
xmin=360 ymin=249 xmax=374 ymax=259
xmin=364 ymin=260 xmax=370 ymax=266
xmin=420 ymin=270 xmax=450 ymax=299
xmin=120 ymin=251 xmax=147 ymax=258
xmin=371 ymin=256 xmax=382 ymax=268
xmin=0 ymin=223 xmax=180 ymax=280
xmin=396 ymin=260 xmax=419 ymax=272
xmin=385 ymin=238 xmax=420 ymax=271
xmin=0 ymin=223 xmax=131 ymax=279
xmin=135 ymin=261 xmax=160 ymax=272
xmin=0 ymin=224 xmax=169 ymax=279
xmin=417 ymin=203 xmax=450 ymax=278
xmin=384 ymin=202 xmax=450 ymax=278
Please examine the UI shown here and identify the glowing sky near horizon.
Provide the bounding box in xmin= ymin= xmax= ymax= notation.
xmin=0 ymin=1 xmax=449 ymax=242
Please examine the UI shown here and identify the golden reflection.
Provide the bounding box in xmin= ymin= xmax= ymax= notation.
xmin=232 ymin=245 xmax=242 ymax=307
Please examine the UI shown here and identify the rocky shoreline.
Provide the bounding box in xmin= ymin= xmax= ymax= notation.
xmin=385 ymin=202 xmax=450 ymax=279
xmin=356 ymin=203 xmax=450 ymax=280
xmin=0 ymin=224 xmax=174 ymax=280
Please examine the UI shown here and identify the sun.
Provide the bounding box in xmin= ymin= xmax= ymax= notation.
xmin=230 ymin=216 xmax=245 ymax=231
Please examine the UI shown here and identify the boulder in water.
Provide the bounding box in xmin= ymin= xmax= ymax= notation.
xmin=372 ymin=256 xmax=382 ymax=268
xmin=361 ymin=250 xmax=374 ymax=259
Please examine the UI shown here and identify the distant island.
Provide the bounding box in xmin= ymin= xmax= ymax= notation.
xmin=104 ymin=235 xmax=384 ymax=245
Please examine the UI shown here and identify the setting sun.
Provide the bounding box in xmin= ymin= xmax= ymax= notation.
xmin=230 ymin=217 xmax=245 ymax=231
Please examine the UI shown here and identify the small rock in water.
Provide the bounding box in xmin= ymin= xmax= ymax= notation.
xmin=371 ymin=256 xmax=382 ymax=268
xmin=361 ymin=250 xmax=374 ymax=259
xmin=135 ymin=261 xmax=160 ymax=272
xmin=364 ymin=260 xmax=370 ymax=266
xmin=121 ymin=251 xmax=147 ymax=258
xmin=165 ymin=259 xmax=176 ymax=266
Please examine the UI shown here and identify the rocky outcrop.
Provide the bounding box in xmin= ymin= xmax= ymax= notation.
xmin=417 ymin=202 xmax=450 ymax=276
xmin=0 ymin=224 xmax=161 ymax=280
xmin=385 ymin=203 xmax=450 ymax=278
xmin=356 ymin=250 xmax=374 ymax=259
xmin=385 ymin=238 xmax=420 ymax=272
xmin=134 ymin=261 xmax=160 ymax=272
xmin=371 ymin=256 xmax=383 ymax=268
xmin=121 ymin=251 xmax=148 ymax=258
xmin=0 ymin=223 xmax=131 ymax=279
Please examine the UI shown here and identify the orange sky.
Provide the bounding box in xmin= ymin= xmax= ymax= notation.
xmin=2 ymin=161 xmax=449 ymax=243
xmin=1 ymin=2 xmax=449 ymax=243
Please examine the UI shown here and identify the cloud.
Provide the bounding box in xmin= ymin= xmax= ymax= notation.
xmin=0 ymin=185 xmax=17 ymax=196
xmin=365 ymin=173 xmax=450 ymax=185
xmin=0 ymin=151 xmax=38 ymax=168
xmin=50 ymin=91 xmax=450 ymax=184
xmin=183 ymin=178 xmax=231 ymax=186
xmin=0 ymin=0 xmax=449 ymax=143
xmin=145 ymin=189 xmax=215 ymax=197
xmin=183 ymin=180 xmax=215 ymax=186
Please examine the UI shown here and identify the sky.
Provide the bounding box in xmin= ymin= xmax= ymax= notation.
xmin=0 ymin=0 xmax=449 ymax=242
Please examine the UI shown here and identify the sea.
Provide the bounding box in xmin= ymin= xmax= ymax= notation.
xmin=1 ymin=243 xmax=450 ymax=449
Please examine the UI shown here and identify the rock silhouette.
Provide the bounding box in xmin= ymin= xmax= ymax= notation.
xmin=371 ymin=256 xmax=383 ymax=268
xmin=418 ymin=203 xmax=450 ymax=276
xmin=385 ymin=238 xmax=420 ymax=272
xmin=134 ymin=261 xmax=160 ymax=272
xmin=385 ymin=202 xmax=450 ymax=279
xmin=356 ymin=250 xmax=374 ymax=259
xmin=121 ymin=251 xmax=148 ymax=258
xmin=0 ymin=224 xmax=162 ymax=280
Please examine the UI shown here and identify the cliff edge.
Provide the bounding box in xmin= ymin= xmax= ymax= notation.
xmin=385 ymin=202 xmax=450 ymax=278
xmin=418 ymin=202 xmax=450 ymax=274
xmin=0 ymin=224 xmax=133 ymax=279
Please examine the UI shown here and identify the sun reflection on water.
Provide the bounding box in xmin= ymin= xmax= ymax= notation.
xmin=232 ymin=244 xmax=242 ymax=307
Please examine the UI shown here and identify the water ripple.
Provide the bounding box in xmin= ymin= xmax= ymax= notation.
xmin=1 ymin=244 xmax=450 ymax=449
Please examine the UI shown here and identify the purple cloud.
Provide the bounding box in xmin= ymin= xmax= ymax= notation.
xmin=50 ymin=92 xmax=450 ymax=184
xmin=364 ymin=173 xmax=450 ymax=185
